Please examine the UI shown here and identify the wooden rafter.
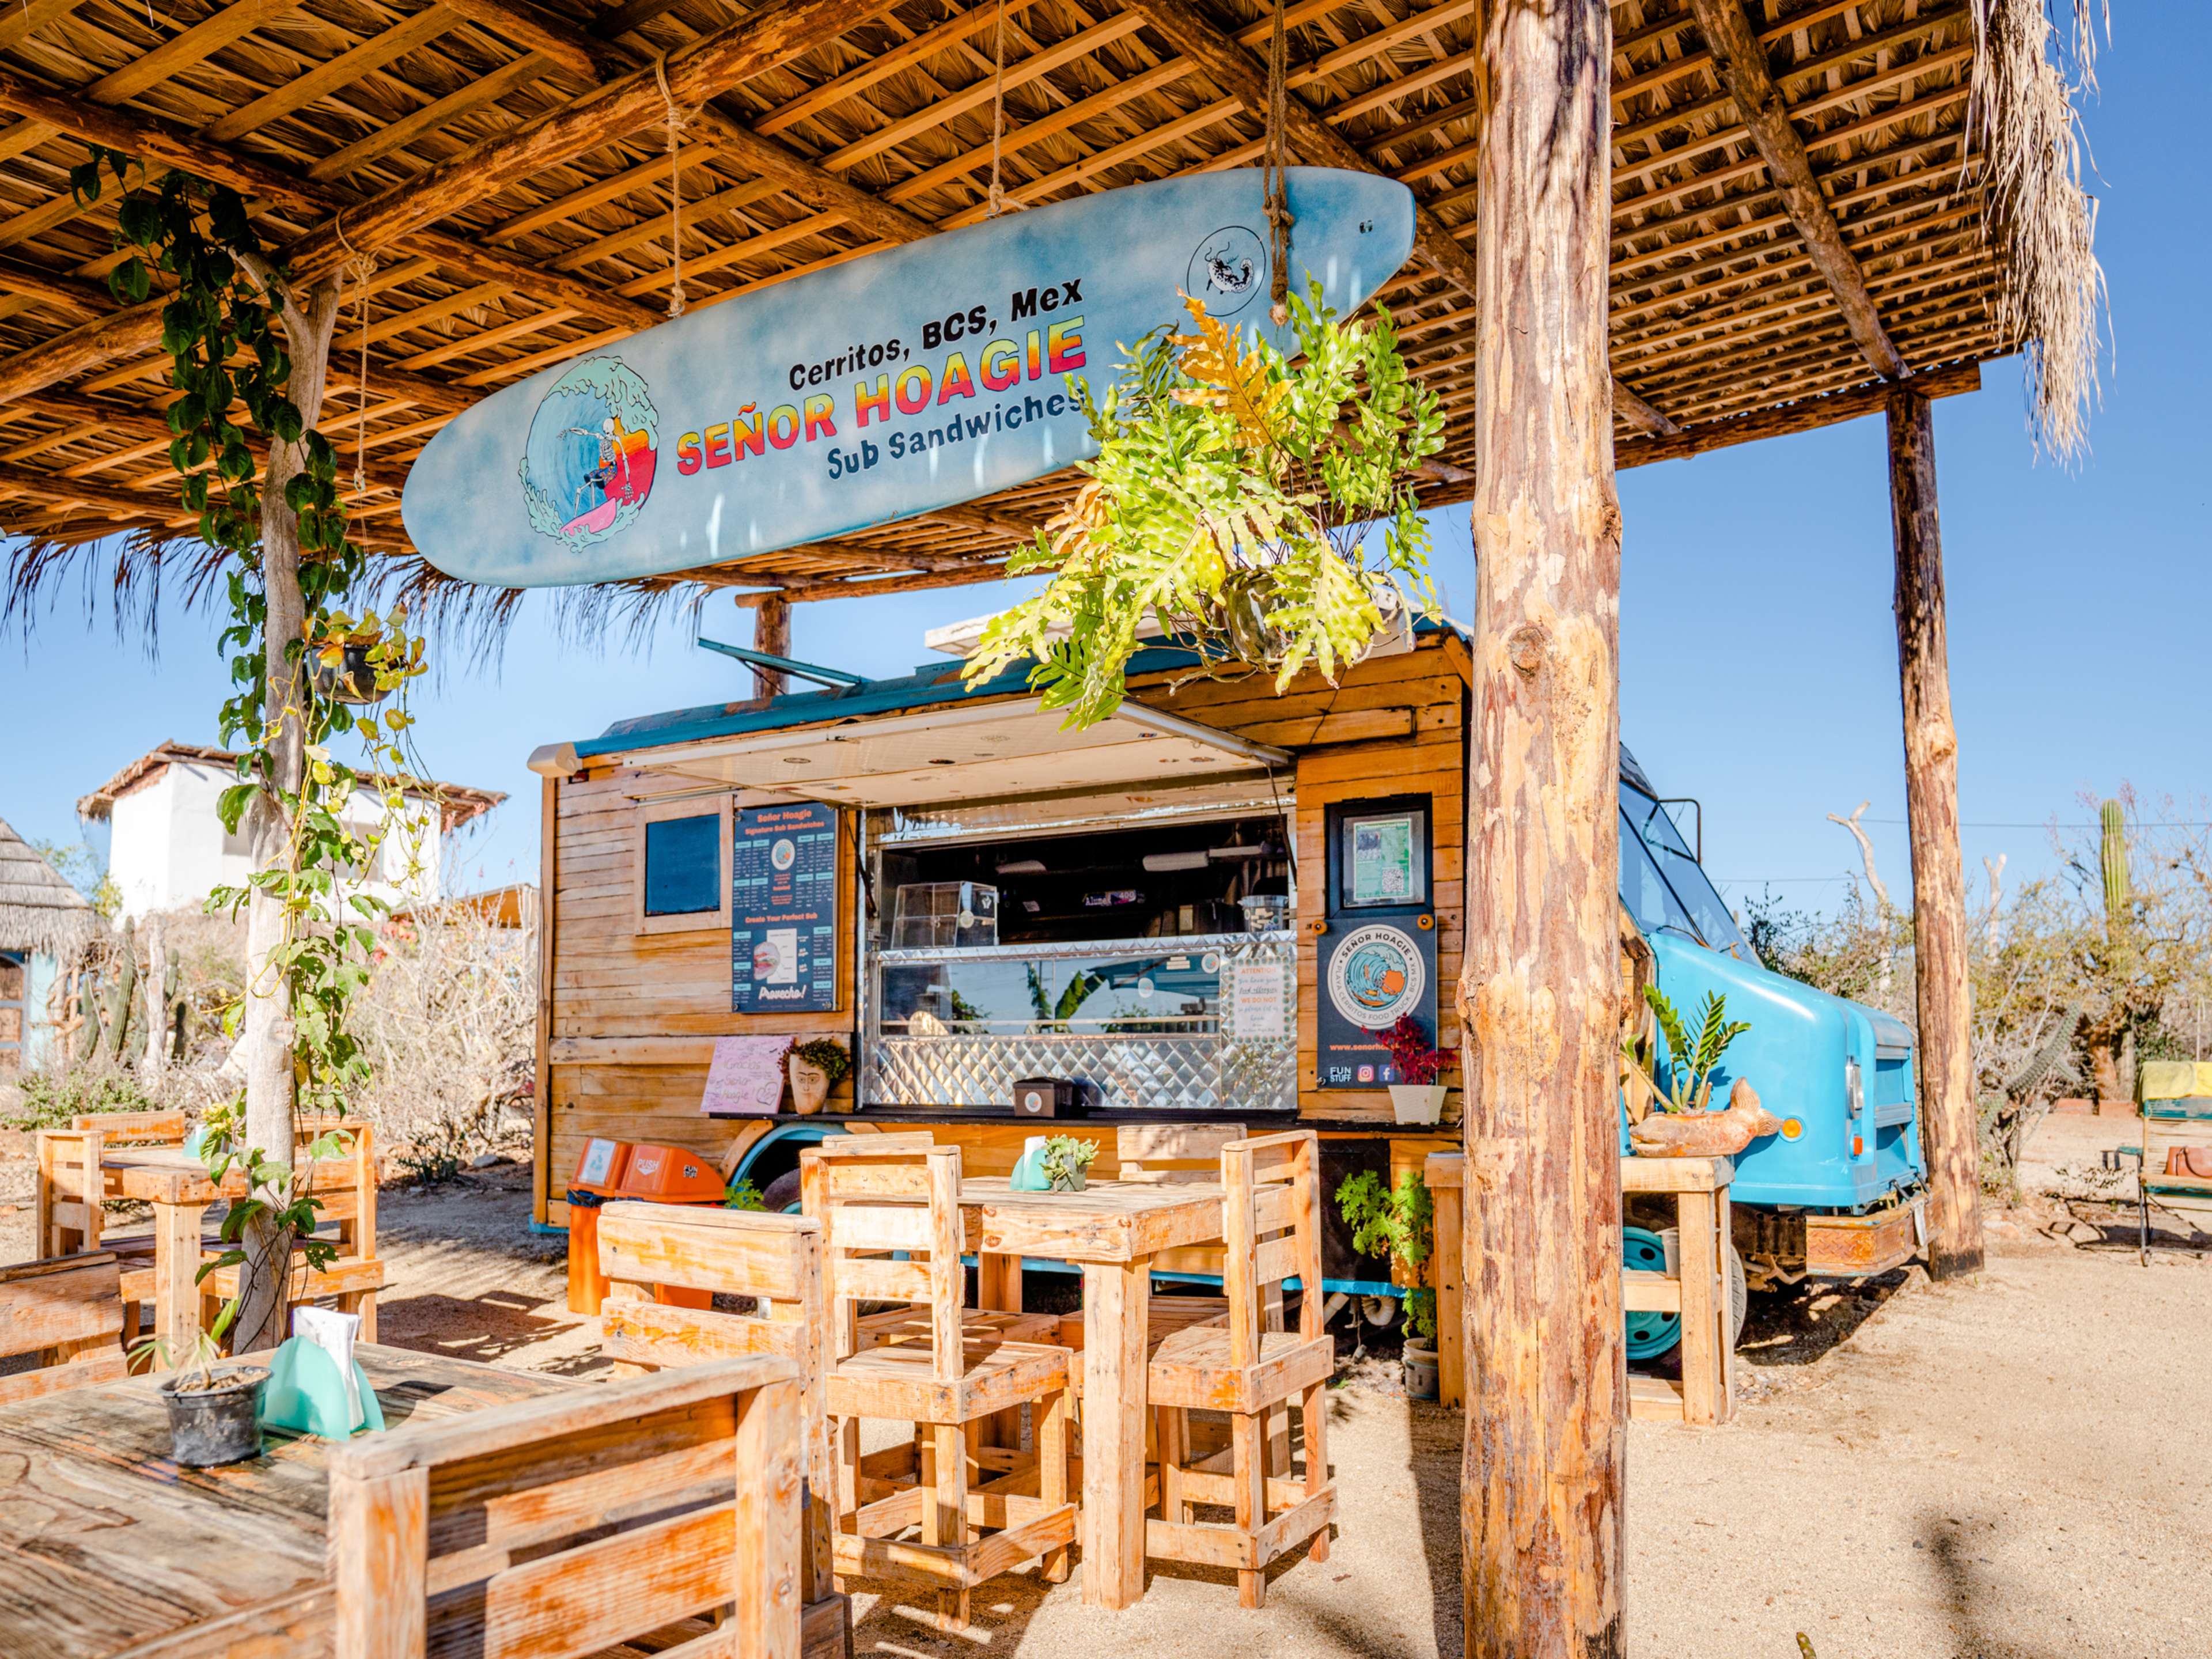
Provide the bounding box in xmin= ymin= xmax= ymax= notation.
xmin=1685 ymin=0 xmax=1907 ymax=380
xmin=0 ymin=0 xmax=2008 ymax=599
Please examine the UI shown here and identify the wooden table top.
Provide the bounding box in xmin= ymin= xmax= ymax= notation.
xmin=0 ymin=1344 xmax=569 ymax=1659
xmin=100 ymin=1146 xmax=343 ymax=1207
xmin=1421 ymin=1150 xmax=1734 ymax=1194
xmin=957 ymin=1177 xmax=1227 ymax=1263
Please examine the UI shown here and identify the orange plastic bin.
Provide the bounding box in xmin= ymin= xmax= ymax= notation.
xmin=565 ymin=1138 xmax=728 ymax=1315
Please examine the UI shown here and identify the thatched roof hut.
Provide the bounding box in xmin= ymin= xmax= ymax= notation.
xmin=0 ymin=815 xmax=97 ymax=960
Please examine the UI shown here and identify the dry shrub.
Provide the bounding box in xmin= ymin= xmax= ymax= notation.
xmin=350 ymin=893 xmax=538 ymax=1166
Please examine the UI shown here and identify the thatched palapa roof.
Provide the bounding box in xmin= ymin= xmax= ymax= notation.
xmin=0 ymin=813 xmax=98 ymax=958
xmin=0 ymin=0 xmax=2107 ymax=633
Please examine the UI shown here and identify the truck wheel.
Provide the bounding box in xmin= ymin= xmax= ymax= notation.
xmin=757 ymin=1169 xmax=805 ymax=1214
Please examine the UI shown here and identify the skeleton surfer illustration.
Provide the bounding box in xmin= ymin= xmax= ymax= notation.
xmin=1184 ymin=224 xmax=1268 ymax=317
xmin=1205 ymin=250 xmax=1255 ymax=296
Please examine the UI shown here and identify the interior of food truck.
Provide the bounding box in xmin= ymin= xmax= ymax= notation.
xmin=874 ymin=812 xmax=1294 ymax=947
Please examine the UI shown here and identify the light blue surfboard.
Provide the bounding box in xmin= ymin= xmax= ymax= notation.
xmin=402 ymin=168 xmax=1415 ymax=588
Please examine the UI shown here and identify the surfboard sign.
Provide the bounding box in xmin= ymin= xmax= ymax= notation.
xmin=402 ymin=169 xmax=1415 ymax=588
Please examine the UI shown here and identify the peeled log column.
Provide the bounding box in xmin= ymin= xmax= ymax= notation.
xmin=1457 ymin=2 xmax=1626 ymax=1656
xmin=753 ymin=594 xmax=791 ymax=698
xmin=1888 ymin=384 xmax=1983 ymax=1279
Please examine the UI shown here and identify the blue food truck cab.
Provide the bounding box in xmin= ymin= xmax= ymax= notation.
xmin=1618 ymin=747 xmax=1926 ymax=1299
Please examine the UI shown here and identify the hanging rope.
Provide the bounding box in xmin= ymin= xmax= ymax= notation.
xmin=986 ymin=0 xmax=1014 ymax=218
xmin=654 ymin=54 xmax=689 ymax=319
xmin=1263 ymin=0 xmax=1294 ymax=325
xmin=332 ymin=213 xmax=375 ymax=495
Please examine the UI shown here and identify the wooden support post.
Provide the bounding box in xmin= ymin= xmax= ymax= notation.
xmin=1458 ymin=1 xmax=1626 ymax=1654
xmin=753 ymin=596 xmax=791 ymax=699
xmin=534 ymin=777 xmax=557 ymax=1228
xmin=1887 ymin=384 xmax=1983 ymax=1280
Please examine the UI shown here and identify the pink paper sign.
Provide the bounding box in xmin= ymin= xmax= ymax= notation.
xmin=700 ymin=1036 xmax=790 ymax=1116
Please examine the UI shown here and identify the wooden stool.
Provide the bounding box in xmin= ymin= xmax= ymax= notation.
xmin=805 ymin=1139 xmax=1075 ymax=1631
xmin=1149 ymin=1130 xmax=1336 ymax=1608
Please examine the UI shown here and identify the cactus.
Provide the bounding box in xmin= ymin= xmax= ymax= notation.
xmin=2099 ymin=798 xmax=2130 ymax=941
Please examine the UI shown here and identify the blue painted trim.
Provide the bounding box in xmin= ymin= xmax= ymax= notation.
xmin=574 ymin=619 xmax=1467 ymax=758
xmin=528 ymin=1219 xmax=568 ymax=1236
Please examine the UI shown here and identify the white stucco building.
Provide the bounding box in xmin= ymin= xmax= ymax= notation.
xmin=78 ymin=743 xmax=504 ymax=922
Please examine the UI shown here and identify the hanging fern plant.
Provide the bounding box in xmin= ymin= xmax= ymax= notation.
xmin=963 ymin=283 xmax=1446 ymax=728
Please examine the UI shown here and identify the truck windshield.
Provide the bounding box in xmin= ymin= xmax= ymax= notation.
xmin=1619 ymin=782 xmax=1751 ymax=956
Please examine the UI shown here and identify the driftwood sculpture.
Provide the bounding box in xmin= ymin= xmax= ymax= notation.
xmin=1628 ymin=1078 xmax=1782 ymax=1158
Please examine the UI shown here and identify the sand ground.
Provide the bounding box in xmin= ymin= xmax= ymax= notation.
xmin=2 ymin=1109 xmax=2204 ymax=1659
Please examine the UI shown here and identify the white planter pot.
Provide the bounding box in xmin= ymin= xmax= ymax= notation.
xmin=1388 ymin=1084 xmax=1449 ymax=1125
xmin=1402 ymin=1337 xmax=1440 ymax=1400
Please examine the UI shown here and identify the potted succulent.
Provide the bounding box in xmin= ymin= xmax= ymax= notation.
xmin=1335 ymin=1168 xmax=1438 ymax=1399
xmin=1039 ymin=1134 xmax=1099 ymax=1193
xmin=139 ymin=1312 xmax=267 ymax=1467
xmin=1382 ymin=1014 xmax=1456 ymax=1126
xmin=786 ymin=1037 xmax=850 ymax=1115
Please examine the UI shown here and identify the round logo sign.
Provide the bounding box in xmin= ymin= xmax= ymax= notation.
xmin=520 ymin=355 xmax=660 ymax=548
xmin=770 ymin=838 xmax=796 ymax=872
xmin=1187 ymin=225 xmax=1267 ymax=317
xmin=1325 ymin=922 xmax=1425 ymax=1030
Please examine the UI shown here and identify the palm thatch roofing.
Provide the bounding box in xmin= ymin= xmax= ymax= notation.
xmin=0 ymin=813 xmax=97 ymax=957
xmin=0 ymin=0 xmax=2104 ymax=628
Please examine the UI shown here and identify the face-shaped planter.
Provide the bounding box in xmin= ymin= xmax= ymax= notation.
xmin=788 ymin=1055 xmax=834 ymax=1115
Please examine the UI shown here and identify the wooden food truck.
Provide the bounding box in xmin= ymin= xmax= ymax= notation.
xmin=531 ymin=617 xmax=1926 ymax=1349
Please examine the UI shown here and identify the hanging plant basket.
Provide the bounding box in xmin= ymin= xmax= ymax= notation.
xmin=312 ymin=638 xmax=385 ymax=705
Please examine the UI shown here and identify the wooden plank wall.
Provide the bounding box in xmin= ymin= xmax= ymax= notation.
xmin=541 ymin=767 xmax=858 ymax=1225
xmin=1122 ymin=631 xmax=1472 ymax=1124
xmin=537 ymin=632 xmax=1473 ymax=1218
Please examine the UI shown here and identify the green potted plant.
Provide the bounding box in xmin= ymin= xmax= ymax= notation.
xmin=1621 ymin=986 xmax=1779 ymax=1156
xmin=1335 ymin=1168 xmax=1439 ymax=1398
xmin=1382 ymin=1014 xmax=1456 ymax=1126
xmin=1039 ymin=1134 xmax=1099 ymax=1193
xmin=786 ymin=1037 xmax=850 ymax=1115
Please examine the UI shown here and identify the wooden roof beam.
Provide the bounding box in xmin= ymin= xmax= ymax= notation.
xmin=0 ymin=0 xmax=904 ymax=408
xmin=0 ymin=64 xmax=658 ymax=335
xmin=1115 ymin=0 xmax=1678 ymax=436
xmin=1687 ymin=0 xmax=1907 ymax=380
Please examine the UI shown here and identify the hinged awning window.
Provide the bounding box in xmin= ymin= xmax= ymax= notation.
xmin=612 ymin=698 xmax=1291 ymax=808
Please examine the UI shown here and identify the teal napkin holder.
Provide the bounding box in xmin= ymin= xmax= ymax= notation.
xmin=259 ymin=1335 xmax=384 ymax=1438
xmin=1009 ymin=1143 xmax=1051 ymax=1191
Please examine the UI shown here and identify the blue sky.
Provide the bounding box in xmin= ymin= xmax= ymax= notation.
xmin=5 ymin=13 xmax=2205 ymax=917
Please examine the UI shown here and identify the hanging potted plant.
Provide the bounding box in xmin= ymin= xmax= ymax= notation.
xmin=960 ymin=283 xmax=1446 ymax=726
xmin=786 ymin=1037 xmax=850 ymax=1115
xmin=1382 ymin=1014 xmax=1456 ymax=1126
xmin=1335 ymin=1168 xmax=1438 ymax=1399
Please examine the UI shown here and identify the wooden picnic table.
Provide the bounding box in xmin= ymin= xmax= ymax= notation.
xmin=956 ymin=1176 xmax=1228 ymax=1611
xmin=95 ymin=1145 xmax=260 ymax=1356
xmin=0 ymin=1343 xmax=568 ymax=1659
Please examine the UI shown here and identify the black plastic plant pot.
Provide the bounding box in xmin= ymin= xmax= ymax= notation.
xmin=158 ymin=1368 xmax=269 ymax=1467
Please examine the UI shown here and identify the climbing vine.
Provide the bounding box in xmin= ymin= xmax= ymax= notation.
xmin=75 ymin=150 xmax=433 ymax=1315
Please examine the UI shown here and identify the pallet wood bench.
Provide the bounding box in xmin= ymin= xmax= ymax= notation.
xmin=1425 ymin=1150 xmax=1736 ymax=1426
xmin=0 ymin=1344 xmax=571 ymax=1659
xmin=0 ymin=1252 xmax=127 ymax=1404
xmin=34 ymin=1120 xmax=385 ymax=1355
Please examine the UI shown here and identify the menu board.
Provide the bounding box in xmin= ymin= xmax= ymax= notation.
xmin=730 ymin=803 xmax=840 ymax=1013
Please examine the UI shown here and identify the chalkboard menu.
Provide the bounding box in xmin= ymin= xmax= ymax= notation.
xmin=730 ymin=803 xmax=840 ymax=1013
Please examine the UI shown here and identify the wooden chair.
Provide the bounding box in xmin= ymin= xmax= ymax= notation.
xmin=195 ymin=1118 xmax=385 ymax=1341
xmin=32 ymin=1126 xmax=112 ymax=1257
xmin=803 ymin=1139 xmax=1075 ymax=1630
xmin=1147 ymin=1130 xmax=1336 ymax=1608
xmin=328 ymin=1355 xmax=804 ymax=1659
xmin=71 ymin=1109 xmax=187 ymax=1143
xmin=596 ymin=1201 xmax=849 ymax=1659
xmin=0 ymin=1252 xmax=127 ymax=1405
